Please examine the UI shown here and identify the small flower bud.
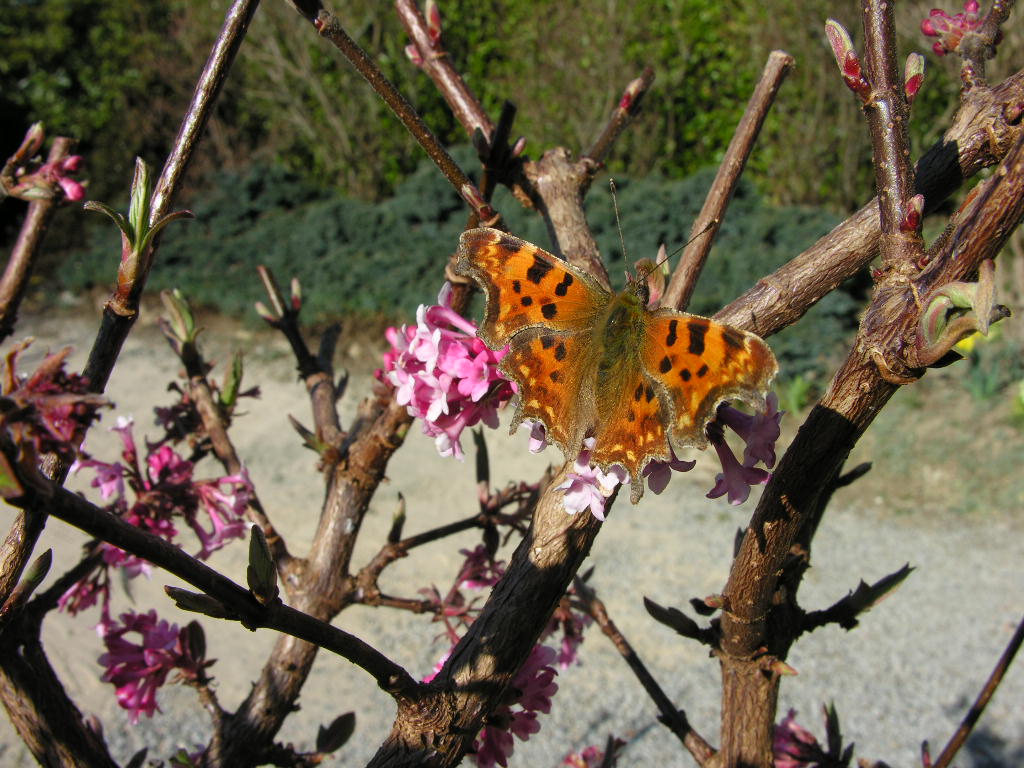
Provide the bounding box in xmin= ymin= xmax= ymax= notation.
xmin=901 ymin=194 xmax=925 ymax=232
xmin=825 ymin=19 xmax=871 ymax=100
xmin=904 ymin=53 xmax=925 ymax=103
xmin=404 ymin=43 xmax=424 ymax=68
xmin=425 ymin=0 xmax=442 ymax=44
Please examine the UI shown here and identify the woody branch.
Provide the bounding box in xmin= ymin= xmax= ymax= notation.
xmin=715 ymin=2 xmax=1024 ymax=765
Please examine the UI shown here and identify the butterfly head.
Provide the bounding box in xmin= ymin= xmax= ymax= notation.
xmin=625 ymin=255 xmax=667 ymax=310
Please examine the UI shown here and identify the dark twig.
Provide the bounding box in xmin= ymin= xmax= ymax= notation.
xmin=256 ymin=266 xmax=345 ymax=462
xmin=315 ymin=10 xmax=498 ymax=225
xmin=6 ymin=478 xmax=416 ymax=697
xmin=87 ymin=0 xmax=259 ymax=394
xmin=664 ymin=51 xmax=793 ymax=311
xmin=932 ymin=614 xmax=1024 ymax=768
xmin=575 ymin=579 xmax=716 ymax=766
xmin=0 ymin=137 xmax=78 ymax=344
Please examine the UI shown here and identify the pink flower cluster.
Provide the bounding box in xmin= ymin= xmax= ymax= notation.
xmin=61 ymin=417 xmax=253 ymax=613
xmin=378 ymin=286 xmax=781 ymax=516
xmin=921 ymin=1 xmax=984 ymax=56
xmin=1 ymin=343 xmax=107 ymax=464
xmin=379 ymin=284 xmax=515 ymax=460
xmin=6 ymin=152 xmax=86 ymax=202
xmin=97 ymin=610 xmax=205 ymax=723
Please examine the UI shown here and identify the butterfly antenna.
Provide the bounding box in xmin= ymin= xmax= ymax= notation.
xmin=654 ymin=219 xmax=717 ymax=270
xmin=610 ymin=179 xmax=628 ymax=264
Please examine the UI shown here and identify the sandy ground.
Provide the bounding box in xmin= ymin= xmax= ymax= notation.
xmin=0 ymin=305 xmax=1021 ymax=767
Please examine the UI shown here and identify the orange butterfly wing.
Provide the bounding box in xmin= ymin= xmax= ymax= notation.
xmin=640 ymin=313 xmax=778 ymax=452
xmin=455 ymin=228 xmax=608 ymax=347
xmin=455 ymin=228 xmax=610 ymax=458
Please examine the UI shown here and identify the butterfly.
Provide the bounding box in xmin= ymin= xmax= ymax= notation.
xmin=455 ymin=227 xmax=777 ymax=503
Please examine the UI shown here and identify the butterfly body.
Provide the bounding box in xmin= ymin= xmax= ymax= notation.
xmin=455 ymin=227 xmax=777 ymax=503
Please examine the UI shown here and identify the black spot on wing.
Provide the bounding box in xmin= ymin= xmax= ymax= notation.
xmin=512 ymin=280 xmax=521 ymax=294
xmin=554 ymin=273 xmax=574 ymax=297
xmin=688 ymin=320 xmax=708 ymax=355
xmin=540 ymin=335 xmax=555 ymax=349
xmin=634 ymin=383 xmax=644 ymax=401
xmin=554 ymin=343 xmax=567 ymax=361
xmin=723 ymin=327 xmax=744 ymax=350
xmin=659 ymin=355 xmax=672 ymax=374
xmin=666 ymin=319 xmax=678 ymax=347
xmin=680 ymin=368 xmax=691 ymax=382
xmin=541 ymin=303 xmax=558 ymax=320
xmin=499 ymin=234 xmax=521 ymax=252
xmin=696 ymin=364 xmax=709 ymax=378
xmin=526 ymin=254 xmax=554 ymax=284
xmin=521 ymin=296 xmax=533 ymax=307
xmin=550 ymin=370 xmax=560 ymax=382
xmin=644 ymin=384 xmax=655 ymax=402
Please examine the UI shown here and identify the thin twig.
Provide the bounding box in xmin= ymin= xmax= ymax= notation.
xmin=959 ymin=0 xmax=1017 ymax=87
xmin=664 ymin=51 xmax=793 ymax=311
xmin=87 ymin=0 xmax=259 ymax=393
xmin=575 ymin=578 xmax=716 ymax=766
xmin=584 ymin=67 xmax=655 ymax=164
xmin=715 ymin=68 xmax=1024 ymax=337
xmin=860 ymin=0 xmax=922 ymax=271
xmin=0 ymin=137 xmax=77 ymax=343
xmin=932 ymin=615 xmax=1024 ymax=768
xmin=394 ymin=0 xmax=494 ymax=140
xmin=315 ymin=9 xmax=497 ymax=225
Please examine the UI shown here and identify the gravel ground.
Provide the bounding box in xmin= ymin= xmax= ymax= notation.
xmin=0 ymin=308 xmax=1020 ymax=767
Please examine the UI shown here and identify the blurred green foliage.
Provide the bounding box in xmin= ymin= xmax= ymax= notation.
xmin=0 ymin=0 xmax=984 ymax=213
xmin=67 ymin=155 xmax=857 ymax=376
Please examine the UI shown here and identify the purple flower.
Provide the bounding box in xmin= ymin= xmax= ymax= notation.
xmin=0 ymin=342 xmax=107 ymax=463
xmin=543 ymin=594 xmax=592 ymax=669
xmin=525 ymin=421 xmax=548 ymax=454
xmin=716 ymin=392 xmax=783 ymax=468
xmin=706 ymin=437 xmax=770 ymax=506
xmin=457 ymin=545 xmax=505 ymax=590
xmin=97 ymin=610 xmax=183 ymax=723
xmin=470 ymin=644 xmax=559 ymax=767
xmin=641 ymin=447 xmax=696 ymax=495
xmin=379 ymin=284 xmax=514 ymax=460
xmin=189 ymin=471 xmax=252 ymax=558
xmin=773 ymin=709 xmax=826 ymax=768
xmin=58 ymin=566 xmax=111 ymax=616
xmin=704 ymin=396 xmax=781 ymax=505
